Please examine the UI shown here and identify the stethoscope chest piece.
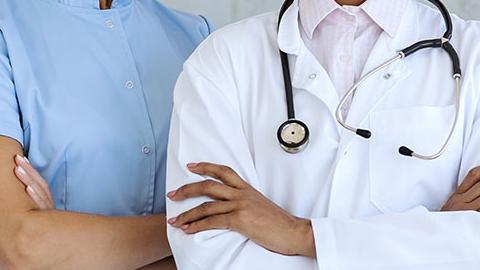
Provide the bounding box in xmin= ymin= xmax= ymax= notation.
xmin=277 ymin=119 xmax=310 ymax=154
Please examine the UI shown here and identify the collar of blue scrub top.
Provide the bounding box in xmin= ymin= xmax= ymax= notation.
xmin=56 ymin=0 xmax=132 ymax=9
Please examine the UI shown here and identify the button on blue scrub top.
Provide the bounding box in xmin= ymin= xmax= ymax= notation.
xmin=0 ymin=0 xmax=212 ymax=215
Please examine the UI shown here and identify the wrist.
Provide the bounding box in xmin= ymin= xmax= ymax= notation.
xmin=293 ymin=218 xmax=316 ymax=258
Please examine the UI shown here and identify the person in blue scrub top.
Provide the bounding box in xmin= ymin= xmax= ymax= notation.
xmin=0 ymin=0 xmax=212 ymax=269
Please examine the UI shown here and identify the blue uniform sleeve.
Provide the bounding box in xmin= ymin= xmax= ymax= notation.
xmin=0 ymin=29 xmax=23 ymax=146
xmin=199 ymin=15 xmax=215 ymax=37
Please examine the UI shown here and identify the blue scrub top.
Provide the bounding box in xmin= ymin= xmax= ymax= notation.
xmin=0 ymin=0 xmax=212 ymax=216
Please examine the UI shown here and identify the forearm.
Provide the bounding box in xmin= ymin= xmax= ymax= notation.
xmin=138 ymin=256 xmax=176 ymax=270
xmin=11 ymin=210 xmax=170 ymax=270
xmin=0 ymin=137 xmax=170 ymax=269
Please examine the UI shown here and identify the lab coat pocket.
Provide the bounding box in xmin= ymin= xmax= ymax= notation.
xmin=369 ymin=105 xmax=461 ymax=213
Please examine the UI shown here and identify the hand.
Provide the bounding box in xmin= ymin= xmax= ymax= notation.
xmin=167 ymin=162 xmax=316 ymax=257
xmin=442 ymin=167 xmax=480 ymax=211
xmin=14 ymin=154 xmax=55 ymax=210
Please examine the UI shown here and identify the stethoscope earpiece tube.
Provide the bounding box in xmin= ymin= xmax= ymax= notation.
xmin=426 ymin=0 xmax=453 ymax=39
xmin=400 ymin=39 xmax=461 ymax=77
xmin=443 ymin=42 xmax=462 ymax=76
xmin=400 ymin=39 xmax=443 ymax=57
xmin=277 ymin=0 xmax=294 ymax=28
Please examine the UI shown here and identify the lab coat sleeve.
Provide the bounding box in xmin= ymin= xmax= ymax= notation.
xmin=312 ymin=208 xmax=480 ymax=269
xmin=312 ymin=82 xmax=480 ymax=269
xmin=0 ymin=29 xmax=23 ymax=146
xmin=166 ymin=35 xmax=316 ymax=270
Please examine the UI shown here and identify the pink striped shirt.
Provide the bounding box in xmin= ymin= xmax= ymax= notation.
xmin=299 ymin=0 xmax=408 ymax=116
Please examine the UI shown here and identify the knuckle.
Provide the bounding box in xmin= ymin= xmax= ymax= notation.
xmin=199 ymin=202 xmax=212 ymax=212
xmin=175 ymin=186 xmax=186 ymax=196
xmin=202 ymin=217 xmax=213 ymax=225
xmin=455 ymin=193 xmax=468 ymax=202
xmin=474 ymin=167 xmax=480 ymax=176
xmin=197 ymin=162 xmax=208 ymax=167
xmin=176 ymin=213 xmax=187 ymax=222
xmin=221 ymin=166 xmax=234 ymax=175
xmin=179 ymin=183 xmax=192 ymax=192
xmin=202 ymin=180 xmax=218 ymax=189
xmin=468 ymin=167 xmax=480 ymax=178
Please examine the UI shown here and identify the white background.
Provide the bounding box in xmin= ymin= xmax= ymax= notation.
xmin=161 ymin=0 xmax=480 ymax=27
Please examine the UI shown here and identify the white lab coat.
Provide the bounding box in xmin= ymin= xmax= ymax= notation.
xmin=166 ymin=0 xmax=480 ymax=269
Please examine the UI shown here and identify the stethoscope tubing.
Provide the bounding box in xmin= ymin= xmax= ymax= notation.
xmin=335 ymin=52 xmax=462 ymax=160
xmin=335 ymin=53 xmax=403 ymax=138
xmin=276 ymin=0 xmax=462 ymax=159
xmin=405 ymin=76 xmax=461 ymax=160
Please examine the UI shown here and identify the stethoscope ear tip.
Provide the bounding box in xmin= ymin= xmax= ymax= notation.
xmin=399 ymin=146 xmax=414 ymax=157
xmin=356 ymin=129 xmax=372 ymax=139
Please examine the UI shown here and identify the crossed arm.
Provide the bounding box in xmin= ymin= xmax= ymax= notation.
xmin=167 ymin=162 xmax=480 ymax=259
xmin=0 ymin=136 xmax=172 ymax=270
xmin=165 ymin=161 xmax=480 ymax=270
xmin=12 ymin=138 xmax=480 ymax=269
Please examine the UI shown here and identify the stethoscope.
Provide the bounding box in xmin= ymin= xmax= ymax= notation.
xmin=277 ymin=0 xmax=462 ymax=160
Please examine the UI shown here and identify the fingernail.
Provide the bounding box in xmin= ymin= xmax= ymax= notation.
xmin=168 ymin=217 xmax=177 ymax=224
xmin=17 ymin=166 xmax=27 ymax=176
xmin=26 ymin=186 xmax=35 ymax=194
xmin=15 ymin=154 xmax=23 ymax=163
xmin=181 ymin=224 xmax=190 ymax=230
xmin=187 ymin=163 xmax=198 ymax=169
xmin=23 ymin=157 xmax=30 ymax=164
xmin=167 ymin=191 xmax=176 ymax=198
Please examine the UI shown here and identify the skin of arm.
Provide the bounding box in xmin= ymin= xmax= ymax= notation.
xmin=138 ymin=257 xmax=176 ymax=270
xmin=0 ymin=136 xmax=171 ymax=270
xmin=99 ymin=0 xmax=114 ymax=10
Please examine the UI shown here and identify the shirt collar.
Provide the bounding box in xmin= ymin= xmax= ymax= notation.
xmin=56 ymin=0 xmax=132 ymax=9
xmin=299 ymin=0 xmax=408 ymax=39
xmin=298 ymin=0 xmax=338 ymax=39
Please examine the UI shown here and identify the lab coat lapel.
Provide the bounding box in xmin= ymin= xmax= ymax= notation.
xmin=278 ymin=0 xmax=340 ymax=129
xmin=344 ymin=34 xmax=412 ymax=133
xmin=338 ymin=0 xmax=418 ymax=150
xmin=291 ymin=47 xmax=340 ymax=121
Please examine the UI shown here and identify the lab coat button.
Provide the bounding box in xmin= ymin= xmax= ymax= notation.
xmin=384 ymin=73 xmax=392 ymax=80
xmin=125 ymin=80 xmax=135 ymax=89
xmin=308 ymin=73 xmax=317 ymax=80
xmin=142 ymin=146 xmax=151 ymax=155
xmin=104 ymin=19 xmax=114 ymax=29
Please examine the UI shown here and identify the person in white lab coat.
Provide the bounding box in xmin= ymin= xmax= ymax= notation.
xmin=166 ymin=0 xmax=480 ymax=269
